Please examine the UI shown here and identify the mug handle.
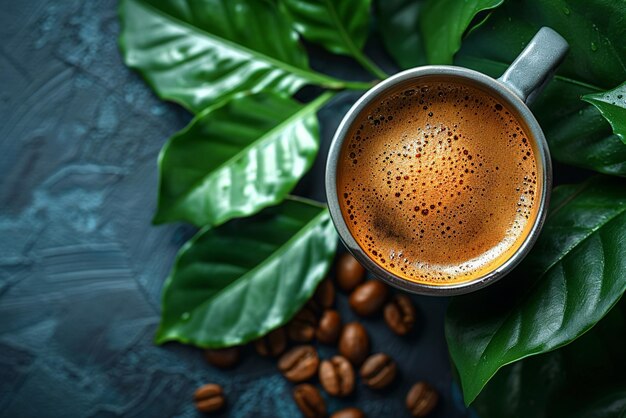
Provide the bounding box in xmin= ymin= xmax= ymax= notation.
xmin=498 ymin=27 xmax=569 ymax=104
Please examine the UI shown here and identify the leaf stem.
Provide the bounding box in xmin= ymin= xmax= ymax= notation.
xmin=299 ymin=70 xmax=374 ymax=91
xmin=320 ymin=0 xmax=388 ymax=80
xmin=352 ymin=50 xmax=389 ymax=80
xmin=340 ymin=79 xmax=377 ymax=91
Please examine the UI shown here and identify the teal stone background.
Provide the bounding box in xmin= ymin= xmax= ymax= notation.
xmin=3 ymin=1 xmax=589 ymax=417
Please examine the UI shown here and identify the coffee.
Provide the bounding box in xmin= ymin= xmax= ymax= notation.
xmin=287 ymin=305 xmax=318 ymax=342
xmin=293 ymin=384 xmax=326 ymax=418
xmin=349 ymin=280 xmax=388 ymax=317
xmin=314 ymin=278 xmax=335 ymax=308
xmin=318 ymin=355 xmax=355 ymax=396
xmin=406 ymin=381 xmax=438 ymax=417
xmin=278 ymin=345 xmax=320 ymax=382
xmin=331 ymin=408 xmax=365 ymax=418
xmin=383 ymin=294 xmax=416 ymax=335
xmin=337 ymin=79 xmax=540 ymax=284
xmin=339 ymin=322 xmax=369 ymax=365
xmin=336 ymin=253 xmax=365 ymax=291
xmin=194 ymin=383 xmax=226 ymax=413
xmin=360 ymin=353 xmax=397 ymax=389
xmin=204 ymin=346 xmax=240 ymax=369
xmin=255 ymin=327 xmax=287 ymax=357
xmin=316 ymin=309 xmax=342 ymax=344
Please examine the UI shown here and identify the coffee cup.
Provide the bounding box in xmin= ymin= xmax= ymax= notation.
xmin=326 ymin=27 xmax=569 ymax=296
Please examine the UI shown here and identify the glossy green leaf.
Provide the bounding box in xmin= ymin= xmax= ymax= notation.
xmin=154 ymin=92 xmax=333 ymax=227
xmin=474 ymin=300 xmax=626 ymax=418
xmin=156 ymin=198 xmax=338 ymax=348
xmin=583 ymin=82 xmax=626 ymax=145
xmin=446 ymin=176 xmax=626 ymax=405
xmin=281 ymin=0 xmax=370 ymax=55
xmin=419 ymin=0 xmax=504 ymax=64
xmin=281 ymin=0 xmax=387 ymax=78
xmin=375 ymin=0 xmax=501 ymax=68
xmin=455 ymin=0 xmax=626 ymax=175
xmin=119 ymin=0 xmax=364 ymax=113
xmin=374 ymin=0 xmax=427 ymax=69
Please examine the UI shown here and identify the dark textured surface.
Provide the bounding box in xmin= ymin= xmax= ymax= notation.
xmin=0 ymin=1 xmax=478 ymax=417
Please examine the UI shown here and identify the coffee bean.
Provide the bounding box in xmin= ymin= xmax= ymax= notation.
xmin=406 ymin=382 xmax=439 ymax=417
xmin=338 ymin=322 xmax=369 ymax=366
xmin=330 ymin=407 xmax=365 ymax=418
xmin=194 ymin=383 xmax=225 ymax=413
xmin=288 ymin=306 xmax=318 ymax=342
xmin=255 ymin=327 xmax=287 ymax=357
xmin=337 ymin=253 xmax=365 ymax=292
xmin=316 ymin=310 xmax=342 ymax=345
xmin=204 ymin=347 xmax=240 ymax=369
xmin=349 ymin=280 xmax=388 ymax=316
xmin=293 ymin=384 xmax=327 ymax=418
xmin=360 ymin=353 xmax=397 ymax=389
xmin=278 ymin=345 xmax=320 ymax=382
xmin=319 ymin=355 xmax=355 ymax=397
xmin=314 ymin=278 xmax=335 ymax=308
xmin=384 ymin=294 xmax=416 ymax=335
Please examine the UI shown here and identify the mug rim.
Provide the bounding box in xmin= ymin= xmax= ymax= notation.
xmin=325 ymin=65 xmax=552 ymax=296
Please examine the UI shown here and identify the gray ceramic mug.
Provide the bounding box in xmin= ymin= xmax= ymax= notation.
xmin=325 ymin=27 xmax=569 ymax=296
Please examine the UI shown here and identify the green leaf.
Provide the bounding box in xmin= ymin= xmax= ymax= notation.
xmin=374 ymin=0 xmax=427 ymax=69
xmin=118 ymin=0 xmax=364 ymax=113
xmin=375 ymin=0 xmax=502 ymax=68
xmin=419 ymin=0 xmax=504 ymax=64
xmin=281 ymin=0 xmax=370 ymax=55
xmin=566 ymin=389 xmax=626 ymax=418
xmin=455 ymin=0 xmax=626 ymax=175
xmin=154 ymin=92 xmax=333 ymax=227
xmin=583 ymin=82 xmax=626 ymax=145
xmin=281 ymin=0 xmax=387 ymax=79
xmin=446 ymin=176 xmax=626 ymax=405
xmin=156 ymin=197 xmax=338 ymax=348
xmin=474 ymin=300 xmax=626 ymax=418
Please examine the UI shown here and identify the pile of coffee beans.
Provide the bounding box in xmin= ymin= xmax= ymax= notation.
xmin=195 ymin=253 xmax=439 ymax=417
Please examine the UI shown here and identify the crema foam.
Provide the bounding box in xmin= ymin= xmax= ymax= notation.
xmin=337 ymin=80 xmax=540 ymax=284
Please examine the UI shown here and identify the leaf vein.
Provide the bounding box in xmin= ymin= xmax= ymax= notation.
xmin=132 ymin=0 xmax=339 ymax=85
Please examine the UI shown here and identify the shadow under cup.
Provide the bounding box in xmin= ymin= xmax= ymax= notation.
xmin=326 ymin=68 xmax=551 ymax=296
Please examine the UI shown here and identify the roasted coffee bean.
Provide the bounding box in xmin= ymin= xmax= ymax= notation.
xmin=255 ymin=327 xmax=287 ymax=357
xmin=330 ymin=407 xmax=365 ymax=418
xmin=319 ymin=355 xmax=355 ymax=397
xmin=360 ymin=353 xmax=397 ymax=389
xmin=384 ymin=294 xmax=416 ymax=335
xmin=278 ymin=345 xmax=320 ymax=382
xmin=337 ymin=253 xmax=365 ymax=292
xmin=406 ymin=382 xmax=439 ymax=417
xmin=194 ymin=383 xmax=225 ymax=413
xmin=293 ymin=384 xmax=327 ymax=418
xmin=288 ymin=306 xmax=318 ymax=342
xmin=204 ymin=347 xmax=240 ymax=369
xmin=338 ymin=322 xmax=369 ymax=366
xmin=316 ymin=310 xmax=342 ymax=345
xmin=349 ymin=280 xmax=388 ymax=316
xmin=314 ymin=278 xmax=335 ymax=308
